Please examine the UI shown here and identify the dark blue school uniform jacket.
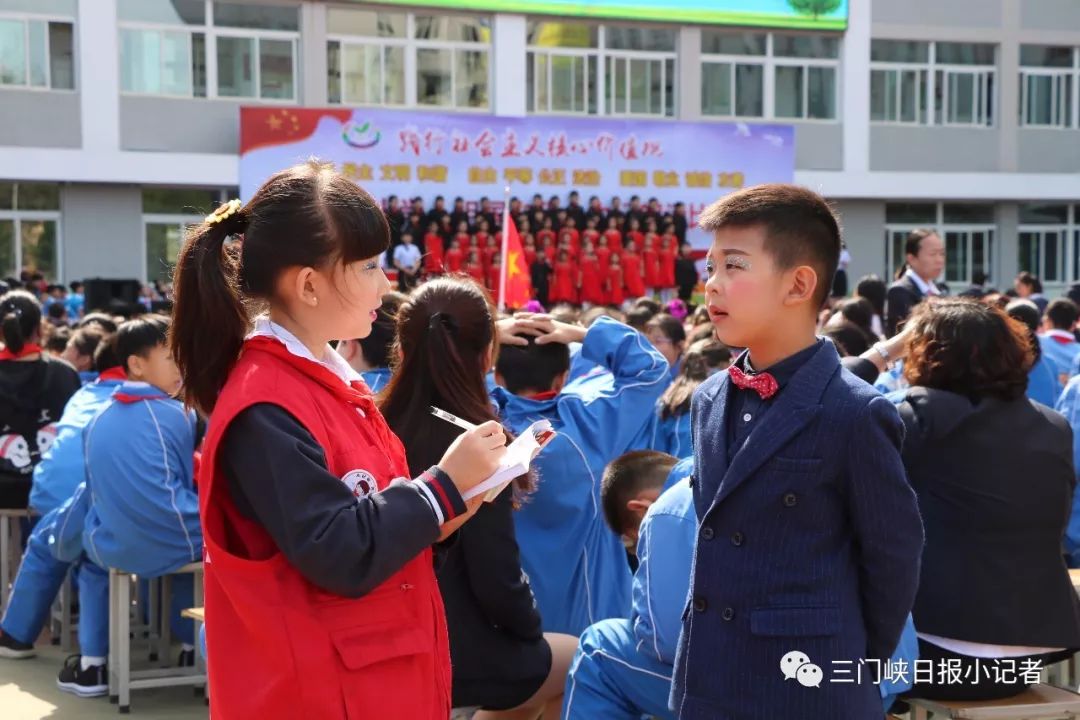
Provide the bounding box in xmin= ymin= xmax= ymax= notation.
xmin=672 ymin=339 xmax=924 ymax=720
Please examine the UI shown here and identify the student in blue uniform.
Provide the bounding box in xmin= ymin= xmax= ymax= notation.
xmin=1056 ymin=373 xmax=1080 ymax=567
xmin=61 ymin=315 xmax=201 ymax=698
xmin=652 ymin=339 xmax=729 ymax=457
xmin=1039 ymin=298 xmax=1080 ymax=388
xmin=0 ymin=335 xmax=122 ymax=659
xmin=493 ymin=313 xmax=668 ymax=636
xmin=673 ymin=185 xmax=923 ymax=720
xmin=337 ymin=290 xmax=406 ymax=394
xmin=1008 ymin=299 xmax=1062 ymax=407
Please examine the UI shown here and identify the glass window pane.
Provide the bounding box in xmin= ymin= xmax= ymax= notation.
xmin=384 ymin=46 xmax=404 ymax=105
xmin=774 ymin=65 xmax=804 ymax=118
xmin=213 ymin=3 xmax=299 ymax=31
xmin=455 ymin=49 xmax=488 ymax=108
xmin=943 ymin=204 xmax=994 ymax=223
xmin=1020 ymin=45 xmax=1074 ymax=68
xmin=972 ymin=231 xmax=990 ymax=281
xmin=48 ymin=22 xmax=74 ymax=90
xmin=701 ymin=31 xmax=766 ymax=56
xmin=870 ymin=69 xmax=890 ymax=121
xmin=886 ymin=203 xmax=937 ymax=224
xmin=1044 ymin=231 xmax=1062 ymax=281
xmin=605 ymin=27 xmax=675 ymax=52
xmin=192 ymin=32 xmax=206 ymax=97
xmin=259 ymin=38 xmax=293 ymax=100
xmin=20 ymin=220 xmax=57 ymax=281
xmin=945 ymin=231 xmax=968 ymax=283
xmin=1025 ymin=74 xmax=1054 ymax=125
xmin=936 ymin=42 xmax=995 ymax=65
xmin=807 ymin=66 xmax=835 ymax=119
xmin=217 ymin=36 xmax=255 ymax=98
xmin=735 ymin=64 xmax=763 ymax=116
xmin=1020 ymin=203 xmax=1069 ymax=224
xmin=664 ymin=57 xmax=675 ymax=117
xmin=702 ymin=62 xmax=732 ymax=116
xmin=28 ymin=20 xmax=47 ymax=87
xmin=160 ymin=31 xmax=192 ymax=95
xmin=587 ymin=54 xmax=598 ymax=114
xmin=551 ymin=54 xmax=575 ymax=112
xmin=145 ymin=223 xmax=185 ymax=285
xmin=121 ymin=28 xmax=157 ymax=93
xmin=17 ymin=184 xmax=59 ymax=210
xmin=871 ymin=40 xmax=929 ymax=63
xmin=0 ymin=19 xmax=27 ymax=85
xmin=527 ymin=22 xmax=597 ymax=48
xmin=327 ymin=41 xmax=341 ymax=103
xmin=773 ymin=35 xmax=840 ymax=59
xmin=948 ymin=72 xmax=975 ymax=124
xmin=327 ymin=9 xmax=406 ymax=38
xmin=609 ymin=56 xmax=626 ymax=113
xmin=416 ymin=47 xmax=451 ymax=106
xmin=415 ymin=15 xmax=490 ymax=43
xmin=900 ymin=69 xmax=924 ymax=122
xmin=0 ymin=183 xmax=13 ymax=210
xmin=1 ymin=0 xmax=75 ymax=13
xmin=1018 ymin=232 xmax=1038 ymax=274
xmin=0 ymin=221 xmax=13 ymax=278
xmin=141 ymin=188 xmax=218 ymax=214
xmin=119 ymin=0 xmax=203 ymax=24
xmin=530 ymin=53 xmax=545 ymax=112
xmin=628 ymin=58 xmax=648 ymax=114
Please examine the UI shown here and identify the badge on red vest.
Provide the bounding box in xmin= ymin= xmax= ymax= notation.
xmin=341 ymin=468 xmax=378 ymax=499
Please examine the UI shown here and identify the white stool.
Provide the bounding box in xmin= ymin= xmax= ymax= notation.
xmin=107 ymin=562 xmax=205 ymax=714
xmin=0 ymin=508 xmax=30 ymax=613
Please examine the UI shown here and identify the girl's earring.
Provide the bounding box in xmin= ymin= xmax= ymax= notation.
xmin=312 ymin=296 xmax=319 ymax=307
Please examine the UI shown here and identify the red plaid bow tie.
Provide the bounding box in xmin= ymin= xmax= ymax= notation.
xmin=728 ymin=365 xmax=779 ymax=400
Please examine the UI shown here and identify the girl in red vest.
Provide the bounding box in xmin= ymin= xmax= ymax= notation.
xmin=423 ymin=222 xmax=444 ymax=276
xmin=578 ymin=244 xmax=605 ymax=307
xmin=606 ymin=253 xmax=625 ymax=307
xmin=445 ymin=239 xmax=465 ymax=274
xmin=622 ymin=244 xmax=646 ymax=299
xmin=169 ymin=161 xmax=506 ymax=720
xmin=551 ymin=250 xmax=577 ymax=305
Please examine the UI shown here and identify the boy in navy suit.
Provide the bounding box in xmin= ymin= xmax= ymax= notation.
xmin=672 ymin=185 xmax=924 ymax=720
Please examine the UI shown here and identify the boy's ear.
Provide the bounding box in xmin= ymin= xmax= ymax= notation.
xmin=785 ymin=265 xmax=819 ymax=307
xmin=126 ymin=354 xmax=145 ymax=381
xmin=550 ymin=369 xmax=570 ymax=394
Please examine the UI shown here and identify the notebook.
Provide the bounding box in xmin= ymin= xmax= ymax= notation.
xmin=462 ymin=419 xmax=556 ymax=502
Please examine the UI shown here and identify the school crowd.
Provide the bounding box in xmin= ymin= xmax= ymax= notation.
xmin=382 ymin=191 xmax=702 ymax=307
xmin=0 ymin=166 xmax=1079 ymax=720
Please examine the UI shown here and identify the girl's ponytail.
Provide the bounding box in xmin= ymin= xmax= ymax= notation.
xmin=170 ymin=203 xmax=249 ymax=415
xmin=0 ymin=290 xmax=42 ymax=355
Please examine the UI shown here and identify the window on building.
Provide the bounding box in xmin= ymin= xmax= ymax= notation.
xmin=1019 ymin=204 xmax=1080 ymax=284
xmin=0 ymin=182 xmax=61 ymax=281
xmin=0 ymin=0 xmax=76 ymax=90
xmin=119 ymin=0 xmax=297 ymax=101
xmin=141 ymin=187 xmax=232 ymax=285
xmin=327 ymin=8 xmax=489 ymax=111
xmin=1019 ymin=45 xmax=1078 ymax=130
xmin=526 ymin=21 xmax=673 ymax=117
xmin=884 ymin=202 xmax=995 ymax=285
xmin=700 ymin=31 xmax=839 ymax=121
xmin=871 ymin=40 xmax=996 ymax=127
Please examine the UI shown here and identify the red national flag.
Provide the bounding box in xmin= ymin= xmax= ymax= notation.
xmin=498 ymin=215 xmax=533 ymax=310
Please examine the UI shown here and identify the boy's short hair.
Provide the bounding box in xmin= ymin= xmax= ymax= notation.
xmin=495 ymin=337 xmax=571 ymax=394
xmin=116 ymin=314 xmax=170 ymax=373
xmin=601 ymin=450 xmax=678 ymax=536
xmin=45 ymin=326 xmax=71 ymax=354
xmin=47 ymin=303 xmax=67 ymax=319
xmin=77 ymin=312 xmax=119 ymax=333
xmin=67 ymin=326 xmax=106 ymax=361
xmin=698 ymin=183 xmax=841 ymax=309
xmin=1046 ymin=298 xmax=1079 ymax=331
xmin=645 ymin=313 xmax=687 ymax=345
xmin=93 ymin=332 xmax=122 ymax=372
xmin=632 ymin=297 xmax=662 ymax=316
xmin=625 ymin=306 xmax=655 ymax=332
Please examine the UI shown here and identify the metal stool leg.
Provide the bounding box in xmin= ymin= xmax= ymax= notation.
xmin=160 ymin=574 xmax=172 ymax=667
xmin=108 ymin=569 xmax=118 ymax=703
xmin=118 ymin=570 xmax=131 ymax=714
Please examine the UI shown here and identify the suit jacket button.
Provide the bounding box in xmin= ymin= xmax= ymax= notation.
xmin=783 ymin=492 xmax=798 ymax=507
xmin=731 ymin=531 xmax=744 ymax=546
xmin=701 ymin=526 xmax=715 ymax=541
xmin=693 ymin=597 xmax=707 ymax=613
xmin=721 ymin=607 xmax=735 ymax=621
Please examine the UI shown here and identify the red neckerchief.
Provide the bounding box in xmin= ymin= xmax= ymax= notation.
xmin=0 ymin=343 xmax=42 ymax=360
xmin=115 ymin=387 xmax=172 ymax=403
xmin=1044 ymin=330 xmax=1077 ymax=345
xmin=525 ymin=390 xmax=558 ymax=401
xmin=97 ymin=366 xmax=127 ymax=382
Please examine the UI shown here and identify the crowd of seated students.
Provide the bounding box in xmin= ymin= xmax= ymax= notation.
xmin=380 ymin=191 xmax=703 ymax=308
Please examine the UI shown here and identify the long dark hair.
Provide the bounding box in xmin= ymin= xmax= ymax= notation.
xmin=170 ymin=160 xmax=389 ymax=415
xmin=379 ymin=277 xmax=533 ymax=496
xmin=659 ymin=339 xmax=731 ymax=420
xmin=0 ymin=290 xmax=42 ymax=355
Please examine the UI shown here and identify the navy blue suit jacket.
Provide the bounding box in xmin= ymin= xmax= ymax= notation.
xmin=672 ymin=340 xmax=924 ymax=720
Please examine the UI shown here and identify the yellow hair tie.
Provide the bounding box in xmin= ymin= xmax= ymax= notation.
xmin=205 ymin=199 xmax=242 ymax=226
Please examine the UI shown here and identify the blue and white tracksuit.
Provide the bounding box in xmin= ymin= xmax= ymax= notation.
xmin=1055 ymin=375 xmax=1080 ymax=567
xmin=360 ymin=367 xmax=391 ymax=394
xmin=1 ymin=378 xmax=123 ymax=655
xmin=493 ymin=317 xmax=669 ymax=636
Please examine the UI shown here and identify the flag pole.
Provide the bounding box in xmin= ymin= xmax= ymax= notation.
xmin=498 ymin=184 xmax=510 ymax=312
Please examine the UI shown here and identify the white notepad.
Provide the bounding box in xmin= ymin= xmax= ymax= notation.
xmin=462 ymin=420 xmax=556 ymax=502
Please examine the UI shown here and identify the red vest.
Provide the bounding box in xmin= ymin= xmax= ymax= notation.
xmin=199 ymin=336 xmax=450 ymax=719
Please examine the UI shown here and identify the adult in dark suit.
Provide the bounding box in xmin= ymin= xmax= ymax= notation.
xmin=885 ymin=228 xmax=945 ymax=337
xmin=891 ymin=298 xmax=1080 ymax=701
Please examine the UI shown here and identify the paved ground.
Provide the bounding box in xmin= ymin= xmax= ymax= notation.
xmin=0 ymin=639 xmax=208 ymax=720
